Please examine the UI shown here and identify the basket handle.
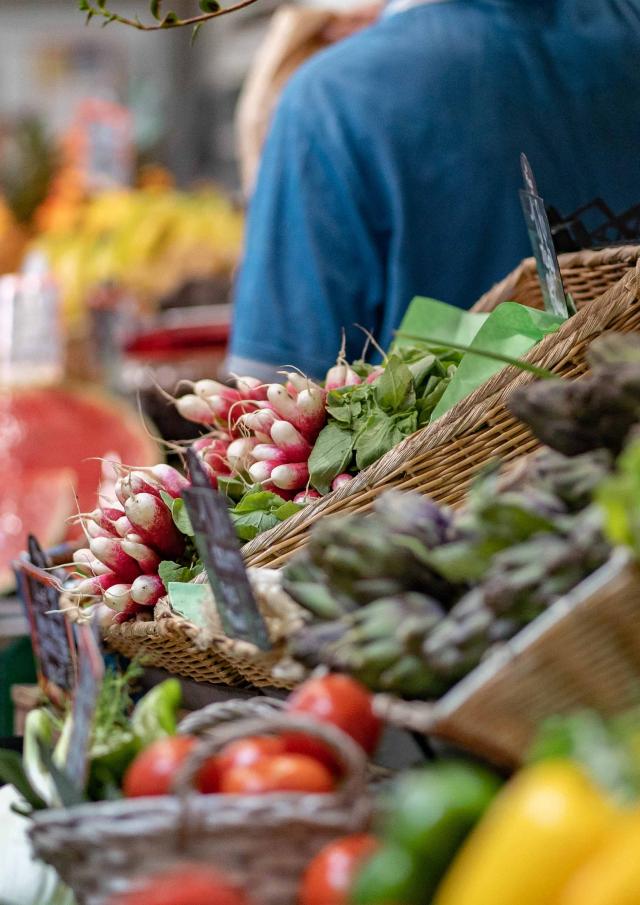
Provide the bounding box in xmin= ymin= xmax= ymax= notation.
xmin=173 ymin=713 xmax=369 ymax=805
xmin=177 ymin=697 xmax=285 ymax=736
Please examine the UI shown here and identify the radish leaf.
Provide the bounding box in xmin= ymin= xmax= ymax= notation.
xmin=375 ymin=355 xmax=414 ymax=412
xmin=309 ymin=423 xmax=355 ymax=494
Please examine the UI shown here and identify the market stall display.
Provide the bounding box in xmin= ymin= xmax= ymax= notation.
xmin=0 ymin=670 xmax=376 ymax=905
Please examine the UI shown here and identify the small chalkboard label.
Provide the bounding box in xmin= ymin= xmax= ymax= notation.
xmin=519 ymin=153 xmax=569 ymax=319
xmin=22 ymin=535 xmax=75 ymax=693
xmin=66 ymin=623 xmax=104 ymax=788
xmin=183 ymin=451 xmax=271 ymax=651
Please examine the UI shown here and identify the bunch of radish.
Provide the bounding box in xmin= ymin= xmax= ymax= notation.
xmin=173 ymin=373 xmax=334 ymax=499
xmin=71 ymin=464 xmax=190 ymax=623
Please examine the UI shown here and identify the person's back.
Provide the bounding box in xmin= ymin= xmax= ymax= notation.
xmin=228 ymin=0 xmax=640 ymax=380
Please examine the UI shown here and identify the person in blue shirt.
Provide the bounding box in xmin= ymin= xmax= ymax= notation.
xmin=227 ymin=0 xmax=640 ymax=381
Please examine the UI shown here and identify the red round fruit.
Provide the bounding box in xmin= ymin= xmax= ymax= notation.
xmin=216 ymin=736 xmax=286 ymax=777
xmin=220 ymin=754 xmax=336 ymax=795
xmin=284 ymin=675 xmax=382 ymax=771
xmin=106 ymin=864 xmax=249 ymax=905
xmin=123 ymin=737 xmax=221 ymax=797
xmin=299 ymin=835 xmax=380 ymax=905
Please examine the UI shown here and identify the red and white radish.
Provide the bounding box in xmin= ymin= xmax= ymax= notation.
xmin=270 ymin=420 xmax=312 ymax=460
xmin=148 ymin=464 xmax=190 ymax=498
xmin=193 ymin=379 xmax=229 ymax=399
xmin=251 ymin=444 xmax=289 ymax=466
xmin=75 ymin=572 xmax=119 ymax=598
xmin=89 ymin=537 xmax=141 ymax=583
xmin=270 ymin=462 xmax=309 ymax=491
xmin=366 ymin=367 xmax=385 ymax=384
xmin=227 ymin=437 xmax=258 ymax=471
xmin=236 ymin=376 xmax=268 ymax=400
xmin=121 ymin=538 xmax=162 ymax=575
xmin=249 ymin=460 xmax=277 ymax=484
xmin=104 ymin=583 xmax=133 ymax=613
xmin=176 ymin=394 xmax=217 ymax=426
xmin=124 ymin=493 xmax=186 ymax=559
xmin=294 ymin=489 xmax=322 ymax=504
xmin=114 ymin=515 xmax=134 ymax=538
xmin=130 ymin=574 xmax=165 ymax=607
xmin=325 ymin=363 xmax=362 ymax=390
xmin=331 ymin=473 xmax=353 ymax=491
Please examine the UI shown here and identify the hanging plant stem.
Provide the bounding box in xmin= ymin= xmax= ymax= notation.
xmin=77 ymin=0 xmax=259 ymax=32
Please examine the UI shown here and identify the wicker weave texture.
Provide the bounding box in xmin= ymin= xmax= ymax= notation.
xmin=376 ymin=552 xmax=640 ymax=767
xmin=241 ymin=251 xmax=640 ymax=569
xmin=30 ymin=715 xmax=371 ymax=905
xmin=104 ymin=617 xmax=297 ymax=690
xmin=104 ymin=619 xmax=249 ymax=688
xmin=473 ymin=244 xmax=640 ymax=313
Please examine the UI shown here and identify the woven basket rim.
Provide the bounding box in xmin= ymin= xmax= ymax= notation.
xmin=104 ymin=610 xmax=229 ymax=647
xmin=375 ymin=548 xmax=635 ymax=731
xmin=435 ymin=547 xmax=635 ymax=718
xmin=241 ymin=257 xmax=640 ymax=563
xmin=473 ymin=244 xmax=640 ymax=310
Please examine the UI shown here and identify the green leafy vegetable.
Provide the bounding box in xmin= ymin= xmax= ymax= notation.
xmin=354 ymin=412 xmax=407 ymax=471
xmin=309 ymin=423 xmax=355 ymax=494
xmin=229 ymin=490 xmax=303 ymax=541
xmin=597 ymin=434 xmax=640 ymax=555
xmin=158 ymin=560 xmax=203 ymax=585
xmin=375 ymin=355 xmax=414 ymax=411
xmin=131 ymin=678 xmax=182 ymax=749
xmin=160 ymin=492 xmax=194 ymax=537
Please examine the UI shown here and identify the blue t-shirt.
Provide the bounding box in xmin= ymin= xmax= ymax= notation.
xmin=229 ymin=0 xmax=640 ymax=380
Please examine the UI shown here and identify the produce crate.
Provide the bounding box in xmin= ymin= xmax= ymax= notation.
xmin=375 ymin=550 xmax=640 ymax=767
xmin=473 ymin=243 xmax=640 ymax=312
xmin=102 ymin=614 xmax=297 ymax=691
xmin=241 ymin=247 xmax=640 ymax=569
xmin=30 ymin=710 xmax=371 ymax=905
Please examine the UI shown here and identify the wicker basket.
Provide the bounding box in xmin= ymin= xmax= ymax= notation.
xmin=29 ymin=713 xmax=371 ymax=905
xmin=102 ymin=585 xmax=301 ymax=691
xmin=103 ymin=616 xmax=252 ymax=689
xmin=241 ymin=250 xmax=640 ymax=569
xmin=473 ymin=244 xmax=640 ymax=313
xmin=375 ymin=550 xmax=640 ymax=768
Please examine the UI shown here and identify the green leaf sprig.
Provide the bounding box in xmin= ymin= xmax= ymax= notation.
xmin=76 ymin=0 xmax=252 ymax=36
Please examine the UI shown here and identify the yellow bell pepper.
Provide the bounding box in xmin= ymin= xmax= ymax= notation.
xmin=433 ymin=760 xmax=618 ymax=905
xmin=558 ymin=811 xmax=640 ymax=905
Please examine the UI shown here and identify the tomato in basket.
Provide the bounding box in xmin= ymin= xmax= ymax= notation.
xmin=283 ymin=675 xmax=382 ymax=772
xmin=107 ymin=864 xmax=249 ymax=905
xmin=300 ymin=835 xmax=380 ymax=905
xmin=123 ymin=736 xmax=221 ymax=797
xmin=215 ymin=735 xmax=287 ymax=777
xmin=220 ymin=753 xmax=336 ymax=794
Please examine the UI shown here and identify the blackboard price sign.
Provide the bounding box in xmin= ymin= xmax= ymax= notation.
xmin=519 ymin=153 xmax=569 ymax=319
xmin=183 ymin=451 xmax=271 ymax=651
xmin=21 ymin=535 xmax=75 ymax=696
xmin=66 ymin=623 xmax=104 ymax=788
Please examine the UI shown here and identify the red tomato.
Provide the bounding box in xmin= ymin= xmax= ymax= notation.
xmin=299 ymin=835 xmax=380 ymax=905
xmin=107 ymin=864 xmax=249 ymax=905
xmin=221 ymin=754 xmax=336 ymax=795
xmin=284 ymin=675 xmax=382 ymax=771
xmin=123 ymin=737 xmax=221 ymax=797
xmin=216 ymin=736 xmax=286 ymax=777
